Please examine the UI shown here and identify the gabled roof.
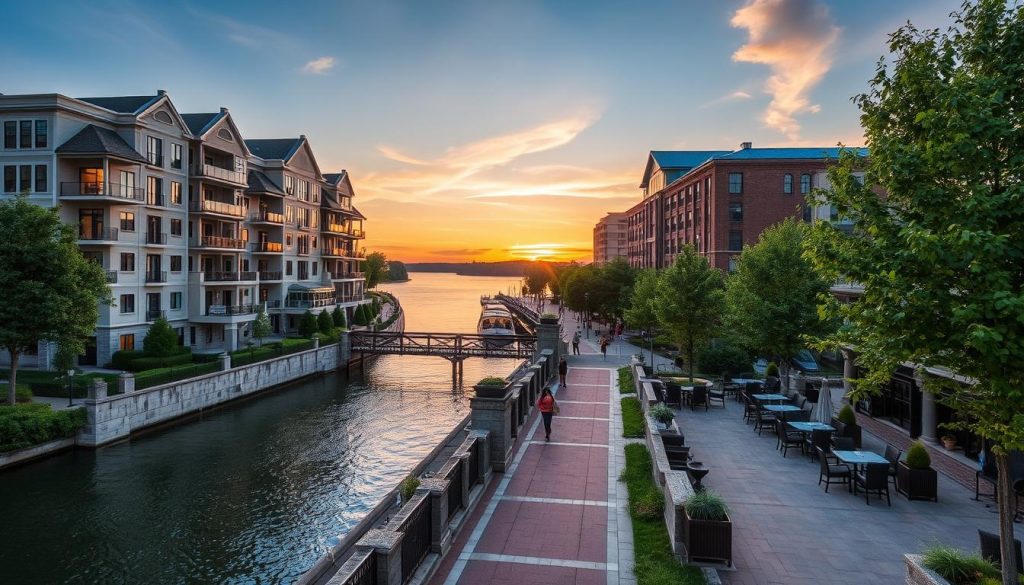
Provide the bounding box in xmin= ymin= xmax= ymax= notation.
xmin=77 ymin=94 xmax=162 ymax=114
xmin=323 ymin=172 xmax=346 ymax=185
xmin=245 ymin=138 xmax=303 ymax=161
xmin=246 ymin=169 xmax=286 ymax=195
xmin=55 ymin=125 xmax=148 ymax=163
xmin=350 ymin=206 xmax=366 ymax=220
xmin=181 ymin=112 xmax=223 ymax=136
xmin=640 ymin=150 xmax=729 ymax=189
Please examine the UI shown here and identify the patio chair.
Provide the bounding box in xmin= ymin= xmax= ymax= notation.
xmin=764 ymin=377 xmax=781 ymax=393
xmin=690 ymin=385 xmax=709 ymax=411
xmin=742 ymin=394 xmax=758 ymax=424
xmin=832 ymin=436 xmax=856 ymax=452
xmin=816 ymin=446 xmax=851 ymax=493
xmin=708 ymin=383 xmax=727 ymax=408
xmin=979 ymin=530 xmax=1023 ymax=575
xmin=776 ymin=419 xmax=804 ymax=457
xmin=853 ymin=462 xmax=891 ymax=506
xmin=787 ymin=410 xmax=811 ymax=423
xmin=665 ymin=382 xmax=682 ymax=408
xmin=754 ymin=407 xmax=777 ymax=436
xmin=883 ymin=444 xmax=902 ymax=489
xmin=805 ymin=429 xmax=832 ymax=461
xmin=651 ymin=381 xmax=666 ymax=403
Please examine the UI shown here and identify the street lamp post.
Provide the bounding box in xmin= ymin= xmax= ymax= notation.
xmin=67 ymin=369 xmax=74 ymax=407
xmin=584 ymin=292 xmax=590 ymax=339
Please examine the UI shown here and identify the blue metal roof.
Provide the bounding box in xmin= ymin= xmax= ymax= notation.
xmin=650 ymin=150 xmax=729 ymax=169
xmin=712 ymin=147 xmax=867 ymax=161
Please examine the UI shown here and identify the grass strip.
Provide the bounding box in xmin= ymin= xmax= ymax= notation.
xmin=621 ymin=443 xmax=705 ymax=585
xmin=618 ymin=366 xmax=635 ymax=394
xmin=621 ymin=397 xmax=645 ymax=438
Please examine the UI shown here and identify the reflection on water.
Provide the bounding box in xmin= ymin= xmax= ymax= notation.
xmin=0 ymin=273 xmax=523 ymax=584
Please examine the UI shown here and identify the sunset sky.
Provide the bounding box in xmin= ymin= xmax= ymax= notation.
xmin=1 ymin=0 xmax=959 ymax=262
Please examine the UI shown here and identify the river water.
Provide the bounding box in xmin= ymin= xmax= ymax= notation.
xmin=0 ymin=273 xmax=523 ymax=585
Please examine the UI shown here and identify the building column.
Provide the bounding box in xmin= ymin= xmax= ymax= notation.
xmin=225 ymin=323 xmax=239 ymax=352
xmin=915 ymin=369 xmax=938 ymax=442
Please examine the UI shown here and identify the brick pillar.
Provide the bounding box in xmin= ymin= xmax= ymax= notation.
xmin=88 ymin=379 xmax=107 ymax=400
xmin=416 ymin=478 xmax=452 ymax=554
xmin=118 ymin=373 xmax=135 ymax=394
xmin=471 ymin=383 xmax=514 ymax=472
xmin=219 ymin=353 xmax=232 ymax=371
xmin=469 ymin=430 xmax=491 ymax=484
xmin=537 ymin=320 xmax=560 ymax=363
xmin=339 ymin=330 xmax=351 ymax=364
xmin=355 ymin=530 xmax=402 ymax=585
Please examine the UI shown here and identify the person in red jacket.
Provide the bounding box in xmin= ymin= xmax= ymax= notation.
xmin=537 ymin=387 xmax=558 ymax=441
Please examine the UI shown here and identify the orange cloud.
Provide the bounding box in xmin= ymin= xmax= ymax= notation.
xmin=731 ymin=0 xmax=840 ymax=140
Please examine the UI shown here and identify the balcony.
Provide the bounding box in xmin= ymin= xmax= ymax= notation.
xmin=78 ymin=227 xmax=119 ymax=243
xmin=199 ymin=271 xmax=258 ymax=283
xmin=146 ymin=153 xmax=163 ymax=167
xmin=60 ymin=182 xmax=144 ymax=203
xmin=145 ymin=308 xmax=165 ymax=321
xmin=198 ymin=163 xmax=247 ymax=186
xmin=251 ymin=241 xmax=283 ymax=254
xmin=337 ymin=293 xmax=365 ymax=304
xmin=206 ymin=304 xmax=261 ymax=316
xmin=145 ymin=271 xmax=167 ymax=283
xmin=105 ymin=270 xmax=118 ymax=283
xmin=199 ymin=235 xmax=245 ymax=250
xmin=145 ymin=232 xmax=167 ymax=245
xmin=265 ymin=300 xmax=282 ymax=309
xmin=190 ymin=199 xmax=246 ymax=218
xmin=330 ymin=271 xmax=366 ymax=280
xmin=324 ymin=224 xmax=365 ymax=238
xmin=258 ymin=271 xmax=282 ymax=281
xmin=145 ymin=193 xmax=165 ymax=207
xmin=322 ymin=247 xmax=354 ymax=258
xmin=249 ymin=211 xmax=284 ymax=224
xmin=285 ymin=297 xmax=336 ymax=309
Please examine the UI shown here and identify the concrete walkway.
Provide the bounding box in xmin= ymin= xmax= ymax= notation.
xmin=428 ymin=351 xmax=636 ymax=585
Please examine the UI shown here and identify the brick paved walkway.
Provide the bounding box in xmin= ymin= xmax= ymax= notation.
xmin=429 ymin=357 xmax=635 ymax=585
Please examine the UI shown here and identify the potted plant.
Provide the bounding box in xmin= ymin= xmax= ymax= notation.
xmin=941 ymin=434 xmax=957 ymax=450
xmin=765 ymin=361 xmax=779 ymax=378
xmin=540 ymin=312 xmax=558 ymax=324
xmin=683 ymin=489 xmax=732 ymax=566
xmin=832 ymin=404 xmax=863 ymax=448
xmin=905 ymin=544 xmax=1000 ymax=585
xmin=897 ymin=441 xmax=938 ymax=502
xmin=650 ymin=404 xmax=675 ymax=430
xmin=474 ymin=376 xmax=509 ymax=399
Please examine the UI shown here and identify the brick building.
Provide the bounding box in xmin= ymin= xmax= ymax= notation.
xmin=592 ymin=212 xmax=628 ymax=263
xmin=625 ymin=143 xmax=865 ymax=271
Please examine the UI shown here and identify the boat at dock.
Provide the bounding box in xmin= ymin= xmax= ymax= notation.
xmin=477 ymin=303 xmax=515 ymax=345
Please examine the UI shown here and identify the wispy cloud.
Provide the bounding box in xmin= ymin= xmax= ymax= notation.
xmin=731 ymin=0 xmax=841 ymax=140
xmin=699 ymin=90 xmax=753 ymax=109
xmin=301 ymin=56 xmax=337 ymax=75
xmin=185 ymin=4 xmax=300 ymax=51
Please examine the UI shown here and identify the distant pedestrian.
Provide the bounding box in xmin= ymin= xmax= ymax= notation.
xmin=558 ymin=356 xmax=568 ymax=387
xmin=572 ymin=329 xmax=581 ymax=355
xmin=615 ymin=322 xmax=624 ymax=339
xmin=537 ymin=387 xmax=558 ymax=441
xmin=600 ymin=335 xmax=609 ymax=360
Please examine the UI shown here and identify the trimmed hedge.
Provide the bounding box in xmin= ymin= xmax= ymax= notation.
xmin=127 ymin=352 xmax=193 ymax=372
xmin=135 ymin=362 xmax=221 ymax=389
xmin=0 ymin=403 xmax=87 ymax=452
xmin=110 ymin=350 xmax=145 ymax=370
xmin=618 ymin=366 xmax=635 ymax=394
xmin=230 ymin=338 xmax=317 ymax=368
xmin=621 ymin=397 xmax=644 ymax=438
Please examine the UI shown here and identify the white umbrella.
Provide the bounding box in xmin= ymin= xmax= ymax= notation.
xmin=816 ymin=377 xmax=834 ymax=423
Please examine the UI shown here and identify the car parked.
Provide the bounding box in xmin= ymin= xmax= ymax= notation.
xmin=752 ymin=350 xmax=821 ymax=375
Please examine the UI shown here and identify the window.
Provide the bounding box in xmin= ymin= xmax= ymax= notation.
xmin=728 ymin=258 xmax=738 ymax=273
xmin=119 ymin=334 xmax=135 ymax=351
xmin=286 ymin=233 xmax=293 ymax=246
xmin=120 ymin=253 xmax=135 ymax=272
xmin=34 ymin=165 xmax=47 ymax=192
xmin=147 ymin=136 xmax=163 ymax=166
xmin=285 ymin=261 xmax=293 ymax=276
xmin=19 ymin=121 xmax=31 ymax=149
xmin=120 ymin=211 xmax=135 ymax=231
xmin=3 ymin=166 xmax=14 ymax=192
xmin=800 ymin=174 xmax=811 ymax=194
xmin=171 ymin=144 xmax=183 ymax=169
xmin=120 ymin=294 xmax=135 ymax=314
xmin=3 ymin=122 xmax=14 ymax=149
xmin=170 ymin=181 xmax=181 ymax=204
xmin=312 ymin=263 xmax=318 ymax=276
xmin=170 ymin=291 xmax=182 ymax=310
xmin=783 ymin=173 xmax=793 ymax=194
xmin=35 ymin=120 xmax=47 ymax=148
xmin=728 ymin=230 xmax=743 ymax=251
xmin=147 ymin=176 xmax=162 ymax=205
xmin=20 ymin=165 xmax=31 ymax=192
xmin=285 ymin=175 xmax=295 ymax=195
xmin=728 ymin=173 xmax=743 ymax=194
xmin=170 ymin=256 xmax=182 ymax=271
xmin=119 ymin=170 xmax=135 ymax=198
xmin=729 ymin=202 xmax=743 ymax=221
xmin=170 ymin=218 xmax=182 ymax=236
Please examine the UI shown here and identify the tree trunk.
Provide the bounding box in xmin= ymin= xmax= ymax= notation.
xmin=780 ymin=360 xmax=791 ymax=393
xmin=7 ymin=349 xmax=19 ymax=405
xmin=686 ymin=334 xmax=695 ymax=384
xmin=995 ymin=451 xmax=1019 ymax=585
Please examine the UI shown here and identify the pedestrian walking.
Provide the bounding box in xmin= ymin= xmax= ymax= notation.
xmin=600 ymin=335 xmax=609 ymax=360
xmin=537 ymin=387 xmax=558 ymax=441
xmin=558 ymin=356 xmax=568 ymax=387
xmin=572 ymin=329 xmax=581 ymax=355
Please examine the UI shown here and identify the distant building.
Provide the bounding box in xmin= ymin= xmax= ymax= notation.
xmin=624 ymin=143 xmax=866 ymax=271
xmin=592 ymin=212 xmax=628 ymax=263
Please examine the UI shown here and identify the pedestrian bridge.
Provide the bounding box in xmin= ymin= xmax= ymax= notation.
xmin=349 ymin=331 xmax=538 ymax=361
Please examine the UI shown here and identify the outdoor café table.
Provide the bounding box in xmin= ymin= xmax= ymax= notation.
xmin=752 ymin=393 xmax=788 ymax=403
xmin=788 ymin=421 xmax=835 ymax=433
xmin=833 ymin=450 xmax=890 ymax=492
xmin=762 ymin=404 xmax=802 ymax=419
xmin=731 ymin=378 xmax=764 ymax=386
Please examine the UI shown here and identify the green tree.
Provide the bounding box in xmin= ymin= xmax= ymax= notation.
xmin=601 ymin=257 xmax=638 ymax=322
xmin=252 ymin=307 xmax=272 ymax=347
xmin=387 ymin=260 xmax=409 ymax=282
xmin=363 ymin=251 xmax=387 ymax=289
xmin=803 ymin=2 xmax=1024 ymax=580
xmin=523 ymin=262 xmax=552 ymax=300
xmin=143 ymin=317 xmax=178 ymax=357
xmin=317 ymin=310 xmax=334 ymax=335
xmin=654 ymin=247 xmax=724 ymax=382
xmin=725 ymin=219 xmax=830 ymax=387
xmin=624 ymin=269 xmax=659 ymax=365
xmin=0 ymin=197 xmax=110 ymax=404
xmin=352 ymin=304 xmax=368 ymax=326
xmin=298 ymin=310 xmax=318 ymax=337
xmin=332 ymin=306 xmax=346 ymax=328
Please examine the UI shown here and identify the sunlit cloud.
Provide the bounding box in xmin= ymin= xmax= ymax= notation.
xmin=731 ymin=0 xmax=841 ymax=140
xmin=301 ymin=56 xmax=337 ymax=75
xmin=699 ymin=90 xmax=753 ymax=109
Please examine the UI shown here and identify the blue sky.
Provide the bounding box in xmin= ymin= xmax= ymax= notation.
xmin=0 ymin=0 xmax=962 ymax=261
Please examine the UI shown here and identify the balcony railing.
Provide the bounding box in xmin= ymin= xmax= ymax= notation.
xmin=330 ymin=271 xmax=366 ymax=280
xmin=337 ymin=294 xmax=366 ymax=304
xmin=324 ymin=224 xmax=365 ymax=238
xmin=78 ymin=227 xmax=119 ymax=241
xmin=206 ymin=303 xmax=261 ymax=316
xmin=145 ymin=232 xmax=167 ymax=245
xmin=251 ymin=241 xmax=283 ymax=253
xmin=145 ymin=271 xmax=167 ymax=283
xmin=285 ymin=297 xmax=336 ymax=309
xmin=199 ymin=235 xmax=245 ymax=249
xmin=199 ymin=163 xmax=247 ymax=185
xmin=249 ymin=211 xmax=284 ymax=224
xmin=147 ymin=153 xmax=163 ymax=167
xmin=145 ymin=308 xmax=165 ymax=321
xmin=61 ymin=182 xmax=144 ymax=202
xmin=105 ymin=270 xmax=118 ymax=283
xmin=265 ymin=300 xmax=282 ymax=308
xmin=199 ymin=271 xmax=257 ymax=282
xmin=191 ymin=199 xmax=245 ymax=218
xmin=146 ymin=193 xmax=165 ymax=207
xmin=258 ymin=271 xmax=282 ymax=281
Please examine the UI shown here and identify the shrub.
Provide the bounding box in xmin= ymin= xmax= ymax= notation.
xmin=765 ymin=361 xmax=779 ymax=378
xmin=298 ymin=311 xmax=318 ymax=337
xmin=541 ymin=312 xmax=558 ymax=320
xmin=134 ymin=361 xmax=220 ymax=389
xmin=649 ymin=404 xmax=675 ymax=425
xmin=0 ymin=403 xmax=87 ymax=452
xmin=110 ymin=350 xmax=145 ymax=370
xmin=697 ymin=342 xmax=751 ymax=377
xmin=621 ymin=397 xmax=644 ymax=438
xmin=399 ymin=475 xmax=420 ymax=502
xmin=353 ymin=304 xmax=368 ymax=326
xmin=618 ymin=366 xmax=635 ymax=394
xmin=684 ymin=489 xmax=729 ymax=521
xmin=332 ymin=306 xmax=346 ymax=328
xmin=15 ymin=385 xmax=32 ymax=403
xmin=143 ymin=317 xmax=179 ymax=357
xmin=837 ymin=404 xmax=857 ymax=426
xmin=317 ymin=310 xmax=334 ymax=335
xmin=128 ymin=352 xmax=192 ymax=372
xmin=921 ymin=544 xmax=998 ymax=585
xmin=477 ymin=377 xmax=506 ymax=387
xmin=905 ymin=441 xmax=932 ymax=469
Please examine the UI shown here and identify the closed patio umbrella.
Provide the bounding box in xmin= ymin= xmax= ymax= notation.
xmin=816 ymin=378 xmax=834 ymax=423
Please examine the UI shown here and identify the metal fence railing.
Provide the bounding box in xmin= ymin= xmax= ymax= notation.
xmin=446 ymin=460 xmax=463 ymax=521
xmin=399 ymin=497 xmax=432 ymax=583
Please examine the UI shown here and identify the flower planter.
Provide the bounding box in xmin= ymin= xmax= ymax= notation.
xmin=941 ymin=436 xmax=957 ymax=450
xmin=904 ymin=554 xmax=952 ymax=585
xmin=896 ymin=461 xmax=938 ymax=502
xmin=683 ymin=508 xmax=732 ymax=566
xmin=830 ymin=417 xmax=862 ymax=448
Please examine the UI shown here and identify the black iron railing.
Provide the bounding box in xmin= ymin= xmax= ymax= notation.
xmin=447 ymin=460 xmax=463 ymax=521
xmin=468 ymin=440 xmax=480 ymax=486
xmin=78 ymin=227 xmax=119 ymax=241
xmin=350 ymin=332 xmax=537 ymax=360
xmin=399 ymin=497 xmax=432 ymax=582
xmin=61 ymin=182 xmax=145 ymax=201
xmin=145 ymin=232 xmax=167 ymax=245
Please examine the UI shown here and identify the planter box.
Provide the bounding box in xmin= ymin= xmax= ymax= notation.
xmin=896 ymin=462 xmax=938 ymax=502
xmin=831 ymin=417 xmax=862 ymax=448
xmin=683 ymin=509 xmax=732 ymax=566
xmin=905 ymin=554 xmax=951 ymax=585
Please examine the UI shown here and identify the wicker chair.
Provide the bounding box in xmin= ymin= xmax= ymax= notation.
xmin=979 ymin=530 xmax=1023 ymax=575
xmin=690 ymin=385 xmax=709 ymax=411
xmin=883 ymin=444 xmax=902 ymax=489
xmin=816 ymin=446 xmax=851 ymax=493
xmin=754 ymin=407 xmax=777 ymax=436
xmin=708 ymin=383 xmax=727 ymax=408
xmin=854 ymin=463 xmax=891 ymax=505
xmin=776 ymin=419 xmax=805 ymax=457
xmin=805 ymin=429 xmax=832 ymax=461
